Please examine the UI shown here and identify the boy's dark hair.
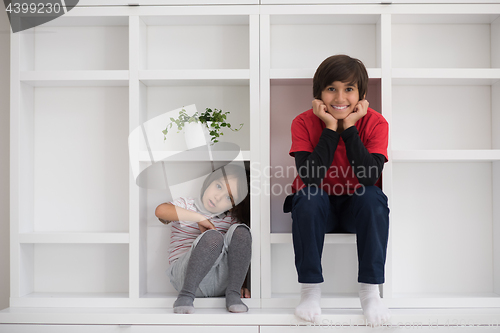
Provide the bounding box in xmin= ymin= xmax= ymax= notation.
xmin=313 ymin=54 xmax=368 ymax=101
xmin=230 ymin=168 xmax=250 ymax=227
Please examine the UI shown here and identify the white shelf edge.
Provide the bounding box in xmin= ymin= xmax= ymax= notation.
xmin=5 ymin=307 xmax=500 ymax=325
xmin=270 ymin=233 xmax=356 ymax=244
xmin=270 ymin=68 xmax=382 ymax=80
xmin=392 ymin=68 xmax=500 ymax=85
xmin=139 ymin=69 xmax=250 ymax=80
xmin=393 ymin=68 xmax=500 ymax=79
xmin=18 ymin=232 xmax=130 ymax=244
xmin=392 ymin=150 xmax=500 ymax=162
xmin=19 ymin=70 xmax=129 ymax=87
xmin=20 ymin=70 xmax=129 ymax=81
xmin=138 ymin=150 xmax=251 ymax=162
xmin=387 ymin=294 xmax=500 ymax=308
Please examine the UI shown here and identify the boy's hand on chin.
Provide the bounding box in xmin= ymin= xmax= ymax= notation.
xmin=312 ymin=99 xmax=338 ymax=131
xmin=344 ymin=99 xmax=369 ymax=129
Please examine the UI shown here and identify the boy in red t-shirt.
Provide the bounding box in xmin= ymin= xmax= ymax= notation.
xmin=283 ymin=55 xmax=391 ymax=326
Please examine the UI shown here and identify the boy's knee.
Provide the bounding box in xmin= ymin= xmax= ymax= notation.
xmin=354 ymin=186 xmax=385 ymax=201
xmin=353 ymin=186 xmax=389 ymax=216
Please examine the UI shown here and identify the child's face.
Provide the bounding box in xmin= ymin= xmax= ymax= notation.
xmin=320 ymin=81 xmax=360 ymax=120
xmin=202 ymin=176 xmax=238 ymax=214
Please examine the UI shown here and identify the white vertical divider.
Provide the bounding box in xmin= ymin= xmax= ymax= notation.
xmin=129 ymin=15 xmax=141 ymax=300
xmin=138 ymin=17 xmax=148 ymax=299
xmin=18 ymin=82 xmax=34 ymax=299
xmin=379 ymin=13 xmax=393 ymax=299
xmin=493 ymin=87 xmax=500 ymax=296
xmin=491 ymin=16 xmax=500 ymax=69
xmin=492 ymin=17 xmax=500 ymax=296
xmin=259 ymin=13 xmax=272 ymax=302
xmin=11 ymin=26 xmax=36 ymax=301
xmin=10 ymin=31 xmax=21 ymax=301
xmin=249 ymin=13 xmax=261 ymax=304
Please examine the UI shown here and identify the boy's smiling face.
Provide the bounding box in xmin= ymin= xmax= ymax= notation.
xmin=321 ymin=81 xmax=360 ymax=120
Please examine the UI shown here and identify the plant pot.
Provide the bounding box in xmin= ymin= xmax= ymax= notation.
xmin=184 ymin=122 xmax=210 ymax=149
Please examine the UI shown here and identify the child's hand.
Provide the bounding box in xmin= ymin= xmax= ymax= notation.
xmin=344 ymin=99 xmax=369 ymax=129
xmin=241 ymin=287 xmax=251 ymax=298
xmin=312 ymin=99 xmax=338 ymax=131
xmin=198 ymin=219 xmax=216 ymax=233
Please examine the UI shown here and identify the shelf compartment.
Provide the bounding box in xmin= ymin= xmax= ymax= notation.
xmin=392 ymin=14 xmax=500 ymax=69
xmin=141 ymin=217 xmax=256 ymax=300
xmin=18 ymin=233 xmax=130 ymax=244
xmin=20 ymin=70 xmax=129 ymax=87
xmin=140 ymin=83 xmax=250 ymax=152
xmin=17 ymin=84 xmax=129 ymax=233
xmin=19 ymin=16 xmax=129 ymax=71
xmin=269 ymin=14 xmax=381 ymax=70
xmin=18 ymin=244 xmax=129 ymax=297
xmin=391 ymin=162 xmax=498 ymax=301
xmin=139 ymin=15 xmax=250 ymax=70
xmin=392 ymin=83 xmax=498 ymax=151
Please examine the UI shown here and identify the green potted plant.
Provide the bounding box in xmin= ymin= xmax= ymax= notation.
xmin=162 ymin=106 xmax=243 ymax=147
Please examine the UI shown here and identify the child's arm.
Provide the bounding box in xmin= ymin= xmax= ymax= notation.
xmin=155 ymin=203 xmax=216 ymax=232
xmin=340 ymin=100 xmax=388 ymax=186
xmin=293 ymin=100 xmax=341 ymax=186
xmin=341 ymin=127 xmax=385 ymax=186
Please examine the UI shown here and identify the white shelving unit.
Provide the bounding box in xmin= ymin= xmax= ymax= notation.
xmin=260 ymin=3 xmax=500 ymax=309
xmin=4 ymin=2 xmax=500 ymax=331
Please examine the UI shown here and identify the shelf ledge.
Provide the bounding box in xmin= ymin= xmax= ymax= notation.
xmin=20 ymin=70 xmax=129 ymax=87
xmin=139 ymin=69 xmax=250 ymax=86
xmin=18 ymin=232 xmax=130 ymax=244
xmin=392 ymin=150 xmax=500 ymax=162
xmin=270 ymin=233 xmax=355 ymax=244
xmin=392 ymin=68 xmax=500 ymax=85
xmin=2 ymin=307 xmax=500 ymax=326
xmin=138 ymin=150 xmax=250 ymax=162
xmin=270 ymin=68 xmax=381 ymax=80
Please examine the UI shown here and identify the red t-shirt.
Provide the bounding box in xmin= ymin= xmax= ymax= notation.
xmin=289 ymin=107 xmax=389 ymax=195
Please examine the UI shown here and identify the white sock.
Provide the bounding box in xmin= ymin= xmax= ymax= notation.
xmin=359 ymin=283 xmax=391 ymax=326
xmin=294 ymin=283 xmax=321 ymax=323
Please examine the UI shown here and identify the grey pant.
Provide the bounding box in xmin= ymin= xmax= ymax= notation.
xmin=167 ymin=223 xmax=251 ymax=297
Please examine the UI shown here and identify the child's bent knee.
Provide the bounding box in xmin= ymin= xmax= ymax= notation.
xmin=233 ymin=224 xmax=252 ymax=241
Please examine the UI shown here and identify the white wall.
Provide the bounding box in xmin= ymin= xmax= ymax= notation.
xmin=0 ymin=7 xmax=10 ymax=310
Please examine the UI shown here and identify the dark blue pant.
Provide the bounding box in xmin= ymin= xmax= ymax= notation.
xmin=286 ymin=186 xmax=389 ymax=285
